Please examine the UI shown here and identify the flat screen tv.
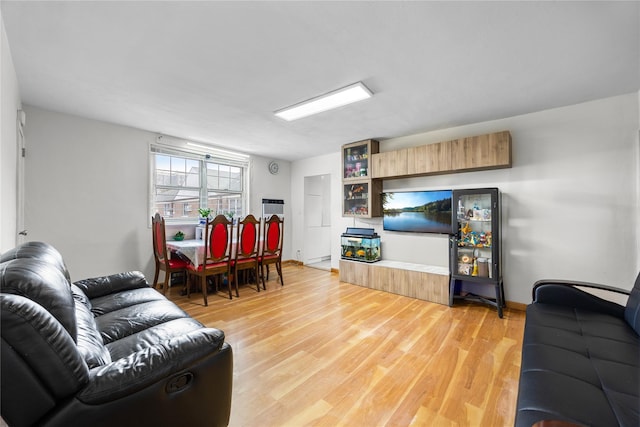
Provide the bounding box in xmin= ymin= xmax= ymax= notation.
xmin=382 ymin=190 xmax=453 ymax=234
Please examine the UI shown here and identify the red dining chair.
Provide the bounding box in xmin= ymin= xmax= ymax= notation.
xmin=151 ymin=213 xmax=189 ymax=294
xmin=232 ymin=214 xmax=262 ymax=295
xmin=259 ymin=214 xmax=284 ymax=288
xmin=187 ymin=214 xmax=233 ymax=305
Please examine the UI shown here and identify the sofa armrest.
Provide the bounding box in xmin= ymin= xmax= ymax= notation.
xmin=532 ymin=279 xmax=627 ymax=317
xmin=73 ymin=271 xmax=149 ymax=299
xmin=77 ymin=327 xmax=226 ymax=404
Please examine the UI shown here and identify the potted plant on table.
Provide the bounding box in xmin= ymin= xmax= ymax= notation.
xmin=198 ymin=208 xmax=211 ymax=225
xmin=174 ymin=231 xmax=185 ymax=241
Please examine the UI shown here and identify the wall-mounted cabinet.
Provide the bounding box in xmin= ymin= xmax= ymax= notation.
xmin=407 ymin=140 xmax=452 ymax=175
xmin=342 ymin=179 xmax=382 ymax=217
xmin=371 ymin=148 xmax=408 ymax=178
xmin=371 ymin=130 xmax=512 ymax=179
xmin=450 ymin=131 xmax=511 ymax=172
xmin=342 ymin=139 xmax=379 ymax=181
xmin=342 ymin=140 xmax=381 ymax=218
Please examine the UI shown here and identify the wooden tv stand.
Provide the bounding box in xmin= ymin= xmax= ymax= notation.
xmin=339 ymin=259 xmax=450 ymax=305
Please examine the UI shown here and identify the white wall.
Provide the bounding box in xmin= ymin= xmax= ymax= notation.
xmin=292 ymin=93 xmax=640 ymax=304
xmin=21 ymin=106 xmax=291 ymax=283
xmin=0 ymin=11 xmax=22 ymax=252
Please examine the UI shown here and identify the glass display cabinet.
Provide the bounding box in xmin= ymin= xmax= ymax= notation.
xmin=340 ymin=227 xmax=381 ymax=263
xmin=342 ymin=140 xmax=381 ymax=218
xmin=449 ymin=188 xmax=504 ymax=317
xmin=342 ymin=139 xmax=378 ymax=181
xmin=342 ymin=180 xmax=382 ymax=217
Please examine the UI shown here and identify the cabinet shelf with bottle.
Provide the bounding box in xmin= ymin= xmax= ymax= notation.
xmin=449 ymin=188 xmax=505 ymax=317
xmin=342 ymin=139 xmax=379 ymax=181
xmin=342 ymin=179 xmax=382 ymax=217
xmin=342 ymin=140 xmax=381 ymax=218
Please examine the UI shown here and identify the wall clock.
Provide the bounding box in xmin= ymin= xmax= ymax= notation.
xmin=268 ymin=161 xmax=279 ymax=175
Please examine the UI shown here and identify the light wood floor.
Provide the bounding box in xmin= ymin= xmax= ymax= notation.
xmin=167 ymin=264 xmax=526 ymax=427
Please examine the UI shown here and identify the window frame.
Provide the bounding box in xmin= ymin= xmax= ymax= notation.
xmin=149 ymin=143 xmax=250 ymax=225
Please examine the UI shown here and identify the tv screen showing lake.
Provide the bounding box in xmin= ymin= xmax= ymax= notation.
xmin=383 ymin=211 xmax=452 ymax=233
xmin=382 ymin=190 xmax=452 ymax=233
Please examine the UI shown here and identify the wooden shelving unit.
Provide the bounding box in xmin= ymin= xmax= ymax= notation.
xmin=372 ymin=130 xmax=512 ymax=179
xmin=339 ymin=259 xmax=450 ymax=305
xmin=342 ymin=139 xmax=381 ymax=218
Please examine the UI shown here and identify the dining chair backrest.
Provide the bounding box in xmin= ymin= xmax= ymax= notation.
xmin=236 ymin=214 xmax=261 ymax=260
xmin=262 ymin=215 xmax=284 ymax=257
xmin=205 ymin=214 xmax=233 ymax=263
xmin=152 ymin=213 xmax=169 ymax=264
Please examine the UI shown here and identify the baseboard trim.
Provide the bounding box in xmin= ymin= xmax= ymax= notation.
xmin=505 ymin=301 xmax=527 ymax=311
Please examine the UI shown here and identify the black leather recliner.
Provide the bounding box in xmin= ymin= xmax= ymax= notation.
xmin=515 ymin=272 xmax=640 ymax=427
xmin=1 ymin=242 xmax=233 ymax=427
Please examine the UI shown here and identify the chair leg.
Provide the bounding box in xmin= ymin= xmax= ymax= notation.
xmin=201 ymin=274 xmax=208 ymax=307
xmin=226 ymin=271 xmax=234 ymax=299
xmin=257 ymin=265 xmax=265 ymax=290
xmin=233 ymin=268 xmax=241 ymax=297
xmin=252 ymin=267 xmax=260 ymax=292
xmin=259 ymin=264 xmax=266 ymax=289
xmin=187 ymin=273 xmax=192 ymax=299
xmin=153 ymin=265 xmax=160 ymax=288
xmin=276 ymin=261 xmax=284 ymax=286
xmin=162 ymin=270 xmax=170 ymax=295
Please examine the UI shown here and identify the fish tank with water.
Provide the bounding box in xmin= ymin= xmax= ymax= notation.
xmin=340 ymin=227 xmax=381 ymax=263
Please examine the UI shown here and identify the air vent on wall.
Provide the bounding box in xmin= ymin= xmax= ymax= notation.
xmin=262 ymin=199 xmax=284 ymax=218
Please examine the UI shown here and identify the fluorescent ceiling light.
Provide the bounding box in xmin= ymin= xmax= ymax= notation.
xmin=186 ymin=142 xmax=250 ymax=159
xmin=275 ymin=82 xmax=373 ymax=121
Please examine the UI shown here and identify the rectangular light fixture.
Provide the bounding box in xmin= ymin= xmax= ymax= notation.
xmin=275 ymin=81 xmax=373 ymax=121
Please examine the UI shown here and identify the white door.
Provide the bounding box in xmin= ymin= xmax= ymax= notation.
xmin=303 ymin=174 xmax=331 ymax=265
xmin=16 ymin=109 xmax=26 ymax=244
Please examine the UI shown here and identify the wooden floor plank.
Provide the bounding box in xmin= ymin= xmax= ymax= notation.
xmin=167 ymin=264 xmax=525 ymax=426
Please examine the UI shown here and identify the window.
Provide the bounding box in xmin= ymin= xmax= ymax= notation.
xmin=150 ymin=145 xmax=248 ymax=222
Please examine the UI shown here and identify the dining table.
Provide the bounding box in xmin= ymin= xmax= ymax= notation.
xmin=166 ymin=239 xmax=206 ymax=268
xmin=166 ymin=237 xmax=263 ymax=268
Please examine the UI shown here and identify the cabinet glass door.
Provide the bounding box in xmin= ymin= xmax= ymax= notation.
xmin=343 ymin=143 xmax=370 ymax=179
xmin=453 ymin=190 xmax=497 ymax=279
xmin=450 ymin=188 xmax=504 ymax=317
xmin=343 ymin=182 xmax=370 ymax=216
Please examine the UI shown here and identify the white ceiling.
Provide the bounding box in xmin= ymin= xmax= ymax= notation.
xmin=2 ymin=1 xmax=639 ymax=161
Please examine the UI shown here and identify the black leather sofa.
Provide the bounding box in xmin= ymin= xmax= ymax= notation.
xmin=1 ymin=242 xmax=233 ymax=427
xmin=515 ymin=272 xmax=640 ymax=427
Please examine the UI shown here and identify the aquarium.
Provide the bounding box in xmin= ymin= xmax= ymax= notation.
xmin=340 ymin=227 xmax=381 ymax=263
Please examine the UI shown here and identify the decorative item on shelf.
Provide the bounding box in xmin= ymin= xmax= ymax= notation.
xmin=461 ymin=222 xmax=472 ymax=235
xmin=471 ymin=258 xmax=478 ymax=276
xmin=174 ymin=231 xmax=185 ymax=241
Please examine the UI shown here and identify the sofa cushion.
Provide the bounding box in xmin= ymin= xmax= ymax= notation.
xmin=88 ymin=287 xmax=166 ymax=316
xmin=624 ymin=272 xmax=640 ymax=335
xmin=72 ymin=285 xmax=111 ymax=368
xmin=94 ymin=298 xmax=192 ymax=344
xmin=0 ymin=241 xmax=71 ymax=281
xmin=0 ymin=258 xmax=77 ymax=341
xmin=106 ymin=318 xmax=211 ymax=361
xmin=517 ymin=302 xmax=640 ymax=427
